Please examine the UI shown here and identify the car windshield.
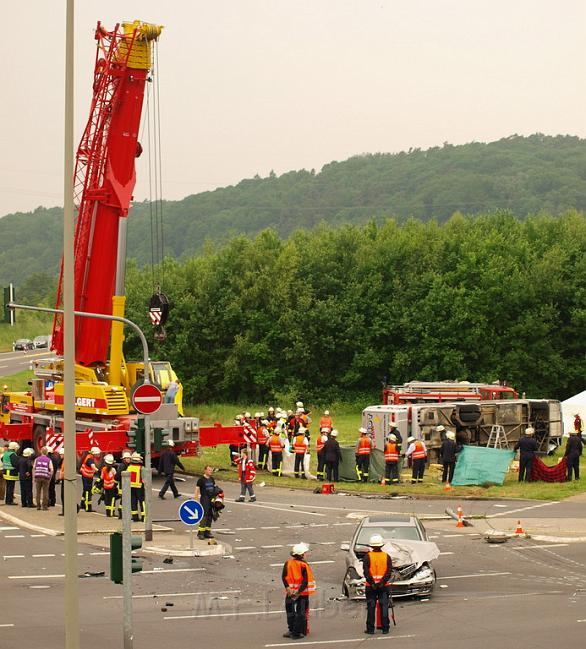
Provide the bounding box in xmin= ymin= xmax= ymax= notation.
xmin=355 ymin=525 xmax=422 ymax=548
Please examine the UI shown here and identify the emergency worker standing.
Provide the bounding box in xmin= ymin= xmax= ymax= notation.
xmin=79 ymin=447 xmax=101 ymax=512
xmin=323 ymin=430 xmax=342 ymax=482
xmin=57 ymin=448 xmax=65 ymax=515
xmin=100 ymin=455 xmax=118 ymax=517
xmin=564 ymin=429 xmax=584 ymax=481
xmin=17 ymin=447 xmax=34 ymax=507
xmin=47 ymin=446 xmax=60 ymax=507
xmin=293 ymin=428 xmax=309 ymax=479
xmin=363 ymin=534 xmax=393 ymax=635
xmin=405 ymin=436 xmax=427 ymax=483
xmin=316 ymin=428 xmax=329 ymax=481
xmin=2 ymin=442 xmax=20 ymax=505
xmin=355 ymin=428 xmax=374 ymax=482
xmin=269 ymin=429 xmax=286 ymax=477
xmin=158 ymin=440 xmax=185 ymax=499
xmin=319 ymin=410 xmax=333 ymax=431
xmin=0 ymin=440 xmax=8 ymax=502
xmin=235 ymin=448 xmax=257 ymax=502
xmin=196 ymin=464 xmax=217 ymax=539
xmin=129 ymin=453 xmax=145 ymax=522
xmin=574 ymin=413 xmax=584 ymax=434
xmin=439 ymin=431 xmax=459 ymax=484
xmin=383 ymin=434 xmax=400 ymax=485
xmin=282 ymin=543 xmax=315 ymax=639
xmin=33 ymin=447 xmax=54 ymax=510
xmin=514 ymin=427 xmax=537 ymax=482
xmin=257 ymin=419 xmax=270 ymax=470
xmin=116 ymin=451 xmax=132 ymax=518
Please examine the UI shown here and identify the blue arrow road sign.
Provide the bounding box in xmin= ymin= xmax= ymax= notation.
xmin=178 ymin=500 xmax=204 ymax=526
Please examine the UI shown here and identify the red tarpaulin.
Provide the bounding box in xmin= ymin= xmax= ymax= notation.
xmin=531 ymin=456 xmax=567 ymax=482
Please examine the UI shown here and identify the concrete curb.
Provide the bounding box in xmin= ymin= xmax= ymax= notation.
xmin=144 ymin=542 xmax=228 ymax=557
xmin=0 ymin=509 xmax=60 ymax=537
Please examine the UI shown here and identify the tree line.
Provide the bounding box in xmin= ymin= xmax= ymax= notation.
xmin=123 ymin=211 xmax=586 ymax=405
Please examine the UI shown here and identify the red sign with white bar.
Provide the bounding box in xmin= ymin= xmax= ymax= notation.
xmin=132 ymin=383 xmax=163 ymax=415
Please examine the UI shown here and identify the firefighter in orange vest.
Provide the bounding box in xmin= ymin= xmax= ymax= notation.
xmin=269 ymin=429 xmax=286 ymax=477
xmin=316 ymin=428 xmax=329 ymax=481
xmin=79 ymin=446 xmax=101 ymax=512
xmin=355 ymin=428 xmax=374 ymax=482
xmin=319 ymin=410 xmax=333 ymax=431
xmin=383 ymin=434 xmax=400 ymax=485
xmin=363 ymin=534 xmax=393 ymax=635
xmin=405 ymin=436 xmax=427 ymax=484
xmin=257 ymin=419 xmax=270 ymax=470
xmin=282 ymin=542 xmax=316 ymax=639
xmin=293 ymin=428 xmax=309 ymax=479
xmin=129 ymin=452 xmax=145 ymax=522
xmin=99 ymin=454 xmax=118 ymax=517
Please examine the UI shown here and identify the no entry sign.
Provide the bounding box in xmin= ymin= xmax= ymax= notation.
xmin=132 ymin=383 xmax=163 ymax=415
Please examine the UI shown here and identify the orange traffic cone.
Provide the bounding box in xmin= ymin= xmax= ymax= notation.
xmin=380 ymin=477 xmax=387 ymax=486
xmin=444 ymin=481 xmax=452 ymax=492
xmin=456 ymin=505 xmax=465 ymax=528
xmin=515 ymin=520 xmax=525 ymax=535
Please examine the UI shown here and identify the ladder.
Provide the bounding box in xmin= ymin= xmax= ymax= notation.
xmin=486 ymin=425 xmax=509 ymax=449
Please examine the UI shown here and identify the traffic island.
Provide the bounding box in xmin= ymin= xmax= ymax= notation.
xmin=143 ymin=531 xmax=228 ymax=557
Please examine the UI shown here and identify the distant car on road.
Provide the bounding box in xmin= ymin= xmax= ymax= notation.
xmin=341 ymin=515 xmax=439 ymax=599
xmin=13 ymin=338 xmax=34 ymax=351
xmin=33 ymin=335 xmax=51 ymax=349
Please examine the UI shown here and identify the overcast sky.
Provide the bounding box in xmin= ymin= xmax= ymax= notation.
xmin=1 ymin=0 xmax=584 ymax=216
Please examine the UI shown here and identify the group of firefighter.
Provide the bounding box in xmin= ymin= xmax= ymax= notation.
xmin=229 ymin=404 xmax=460 ymax=485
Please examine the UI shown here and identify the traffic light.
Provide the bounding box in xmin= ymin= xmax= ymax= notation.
xmin=131 ymin=535 xmax=143 ymax=574
xmin=3 ymin=284 xmax=14 ymax=325
xmin=128 ymin=417 xmax=145 ymax=454
xmin=154 ymin=427 xmax=169 ymax=452
xmin=110 ymin=532 xmax=123 ymax=584
xmin=109 ymin=532 xmax=143 ymax=583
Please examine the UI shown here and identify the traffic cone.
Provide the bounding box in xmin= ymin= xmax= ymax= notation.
xmin=444 ymin=481 xmax=452 ymax=492
xmin=456 ymin=505 xmax=465 ymax=528
xmin=515 ymin=520 xmax=525 ymax=535
xmin=380 ymin=477 xmax=386 ymax=486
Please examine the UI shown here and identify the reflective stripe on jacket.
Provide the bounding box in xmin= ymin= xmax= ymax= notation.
xmin=294 ymin=435 xmax=307 ymax=455
xmin=33 ymin=455 xmax=52 ymax=480
xmin=316 ymin=435 xmax=327 ymax=453
xmin=384 ymin=442 xmax=399 ymax=462
xmin=357 ymin=437 xmax=372 ymax=455
xmin=80 ymin=454 xmax=97 ymax=479
xmin=101 ymin=466 xmax=116 ymax=490
xmin=366 ymin=551 xmax=391 ymax=585
xmin=129 ymin=464 xmax=143 ymax=488
xmin=412 ymin=441 xmax=427 ymax=460
xmin=285 ymin=558 xmax=316 ymax=596
xmin=269 ymin=435 xmax=283 ymax=454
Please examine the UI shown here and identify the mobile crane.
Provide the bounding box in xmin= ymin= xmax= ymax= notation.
xmin=0 ymin=20 xmax=247 ymax=457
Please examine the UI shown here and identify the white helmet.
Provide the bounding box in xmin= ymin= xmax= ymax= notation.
xmin=259 ymin=412 xmax=265 ymax=417
xmin=166 ymin=440 xmax=175 ymax=447
xmin=244 ymin=412 xmax=251 ymax=419
xmin=8 ymin=441 xmax=19 ymax=451
xmin=291 ymin=542 xmax=309 ymax=556
xmin=389 ymin=434 xmax=397 ymax=441
xmin=369 ymin=534 xmax=385 ymax=547
xmin=287 ymin=410 xmax=293 ymax=415
xmin=268 ymin=406 xmax=275 ymax=412
xmin=23 ymin=447 xmax=34 ymax=457
xmin=45 ymin=444 xmax=54 ymax=453
xmin=407 ymin=436 xmax=415 ymax=443
xmin=358 ymin=427 xmax=367 ymax=434
xmin=296 ymin=401 xmax=304 ymax=409
xmin=122 ymin=451 xmax=132 ymax=459
xmin=321 ymin=427 xmax=330 ymax=433
xmin=254 ymin=412 xmax=260 ymax=418
xmin=90 ymin=447 xmax=101 ymax=455
xmin=324 ymin=410 xmax=330 ymax=416
xmin=296 ymin=408 xmax=304 ymax=414
xmin=130 ymin=452 xmax=143 ymax=463
xmin=58 ymin=448 xmax=65 ymax=456
xmin=436 ymin=425 xmax=446 ymax=432
xmin=446 ymin=431 xmax=456 ymax=440
xmin=525 ymin=427 xmax=535 ymax=435
xmin=104 ymin=454 xmax=115 ymax=465
xmin=331 ymin=429 xmax=338 ymax=437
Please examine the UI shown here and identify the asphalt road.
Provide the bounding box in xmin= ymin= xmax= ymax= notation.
xmin=1 ymin=477 xmax=585 ymax=648
xmin=0 ymin=349 xmax=53 ymax=378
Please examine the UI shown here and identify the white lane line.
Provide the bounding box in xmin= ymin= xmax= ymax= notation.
xmin=3 ymin=555 xmax=25 ymax=559
xmin=90 ymin=552 xmax=110 ymax=556
xmin=438 ymin=572 xmax=511 ymax=580
xmin=235 ymin=546 xmax=257 ymax=551
xmin=488 ymin=501 xmax=559 ymax=518
xmin=309 ymin=524 xmax=329 ymax=528
xmin=0 ymin=624 xmax=15 ymax=628
xmin=578 ymin=619 xmax=586 ymax=622
xmin=320 ymin=542 xmax=336 ymax=545
xmin=236 ymin=527 xmax=256 ymax=531
xmin=439 ymin=552 xmax=455 ymax=556
xmin=29 ymin=585 xmax=51 ymax=589
xmin=9 ymin=574 xmax=65 ymax=580
xmin=470 ymin=591 xmax=563 ymax=600
xmin=32 ymin=554 xmax=56 ymax=558
xmin=165 ymin=607 xmax=325 ymax=621
xmin=286 ymin=525 xmax=306 ymax=529
xmin=104 ymin=589 xmax=242 ymax=600
xmin=270 ymin=560 xmax=335 ymax=567
xmin=442 ymin=534 xmax=475 ymax=538
xmin=4 ymin=535 xmax=25 ymax=538
xmin=60 ymin=553 xmax=84 ymax=557
xmin=30 ymin=534 xmax=46 ymax=538
xmin=0 ymin=526 xmax=18 ymax=531
xmin=493 ymin=504 xmax=507 ymax=508
xmin=261 ymin=527 xmax=280 ymax=530
xmin=141 ymin=568 xmax=206 ymax=574
xmin=232 ymin=502 xmax=326 ymax=517
xmin=332 ymin=522 xmax=353 ymax=526
xmin=261 ymin=545 xmax=284 ymax=549
xmin=511 ymin=544 xmax=569 ymax=550
xmin=265 ymin=635 xmax=416 ymax=647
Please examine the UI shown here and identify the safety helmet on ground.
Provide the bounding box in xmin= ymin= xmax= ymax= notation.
xmin=389 ymin=434 xmax=397 ymax=441
xmin=104 ymin=454 xmax=115 ymax=465
xmin=291 ymin=542 xmax=309 ymax=556
xmin=90 ymin=447 xmax=101 ymax=455
xmin=130 ymin=452 xmax=143 ymax=463
xmin=8 ymin=441 xmax=19 ymax=450
xmin=23 ymin=448 xmax=34 ymax=457
xmin=446 ymin=431 xmax=456 ymax=440
xmin=436 ymin=425 xmax=446 ymax=432
xmin=122 ymin=451 xmax=132 ymax=459
xmin=369 ymin=534 xmax=385 ymax=547
xmin=331 ymin=429 xmax=338 ymax=437
xmin=358 ymin=427 xmax=367 ymax=435
xmin=407 ymin=436 xmax=415 ymax=443
xmin=524 ymin=427 xmax=535 ymax=435
xmin=166 ymin=440 xmax=175 ymax=447
xmin=324 ymin=410 xmax=330 ymax=416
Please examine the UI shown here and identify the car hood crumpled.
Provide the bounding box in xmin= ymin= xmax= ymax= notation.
xmin=354 ymin=540 xmax=440 ymax=576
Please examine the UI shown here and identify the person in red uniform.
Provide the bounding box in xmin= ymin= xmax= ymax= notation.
xmin=363 ymin=534 xmax=393 ymax=635
xmin=235 ymin=448 xmax=257 ymax=502
xmin=282 ymin=543 xmax=315 ymax=639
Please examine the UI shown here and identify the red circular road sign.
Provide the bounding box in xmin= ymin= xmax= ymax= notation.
xmin=132 ymin=383 xmax=163 ymax=415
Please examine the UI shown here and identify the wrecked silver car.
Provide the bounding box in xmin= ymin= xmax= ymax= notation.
xmin=341 ymin=515 xmax=439 ymax=599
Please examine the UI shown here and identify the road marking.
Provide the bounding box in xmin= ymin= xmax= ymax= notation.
xmin=511 ymin=544 xmax=569 ymax=550
xmin=442 ymin=534 xmax=476 ymax=538
xmin=141 ymin=568 xmax=206 ymax=574
xmin=3 ymin=555 xmax=25 ymax=559
xmin=439 ymin=552 xmax=455 ymax=556
xmin=30 ymin=534 xmax=46 ymax=538
xmin=165 ymin=607 xmax=325 ymax=621
xmin=104 ymin=589 xmax=242 ymax=600
xmin=236 ymin=527 xmax=256 ymax=531
xmin=261 ymin=526 xmax=280 ymax=530
xmin=309 ymin=524 xmax=329 ymax=528
xmin=332 ymin=523 xmax=353 ymax=526
xmin=32 ymin=554 xmax=56 ymax=558
xmin=578 ymin=619 xmax=586 ymax=623
xmin=0 ymin=624 xmax=15 ymax=628
xmin=270 ymin=560 xmax=335 ymax=567
xmin=320 ymin=541 xmax=336 ymax=545
xmin=29 ymin=585 xmax=51 ymax=589
xmin=265 ymin=635 xmax=415 ymax=646
xmin=466 ymin=591 xmax=563 ymax=600
xmin=488 ymin=501 xmax=559 ymax=518
xmin=233 ymin=502 xmax=326 ymax=517
xmin=286 ymin=525 xmax=306 ymax=529
xmin=4 ymin=535 xmax=25 ymax=538
xmin=438 ymin=572 xmax=511 ymax=580
xmin=90 ymin=552 xmax=110 ymax=556
xmin=261 ymin=545 xmax=284 ymax=549
xmin=235 ymin=546 xmax=257 ymax=551
xmin=8 ymin=574 xmax=65 ymax=580
xmin=0 ymin=526 xmax=18 ymax=531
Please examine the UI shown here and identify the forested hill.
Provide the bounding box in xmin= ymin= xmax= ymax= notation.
xmin=2 ymin=133 xmax=586 ymax=284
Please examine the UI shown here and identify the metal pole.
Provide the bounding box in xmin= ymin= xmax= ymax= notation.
xmin=122 ymin=471 xmax=133 ymax=649
xmin=63 ymin=1 xmax=80 ymax=648
xmin=143 ymin=413 xmax=153 ymax=541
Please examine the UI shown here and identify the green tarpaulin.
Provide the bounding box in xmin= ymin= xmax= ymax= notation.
xmin=451 ymin=446 xmax=514 ymax=486
xmin=339 ymin=447 xmax=387 ymax=482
